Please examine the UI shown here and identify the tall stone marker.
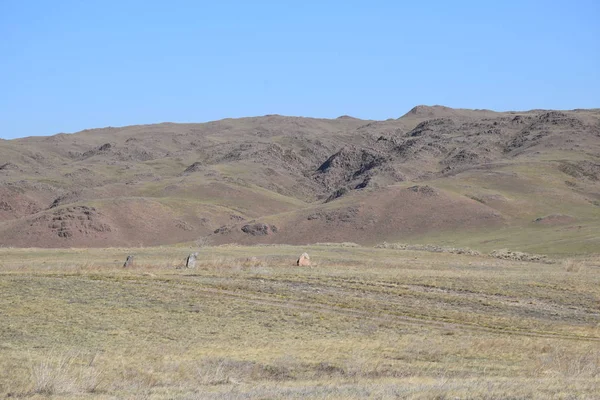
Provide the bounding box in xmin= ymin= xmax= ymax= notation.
xmin=123 ymin=255 xmax=134 ymax=268
xmin=186 ymin=252 xmax=199 ymax=268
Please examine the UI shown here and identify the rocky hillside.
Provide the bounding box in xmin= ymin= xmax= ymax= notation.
xmin=1 ymin=106 xmax=599 ymax=253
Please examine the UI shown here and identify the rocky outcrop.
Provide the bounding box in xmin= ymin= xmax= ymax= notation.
xmin=315 ymin=146 xmax=387 ymax=191
xmin=39 ymin=206 xmax=112 ymax=239
xmin=406 ymin=185 xmax=438 ymax=196
xmin=241 ymin=223 xmax=278 ymax=236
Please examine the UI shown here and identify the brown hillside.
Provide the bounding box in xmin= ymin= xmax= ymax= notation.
xmin=1 ymin=106 xmax=599 ymax=251
xmin=209 ymin=185 xmax=504 ymax=246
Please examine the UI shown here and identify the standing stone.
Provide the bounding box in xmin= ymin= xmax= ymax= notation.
xmin=123 ymin=255 xmax=134 ymax=268
xmin=297 ymin=252 xmax=311 ymax=266
xmin=186 ymin=252 xmax=198 ymax=269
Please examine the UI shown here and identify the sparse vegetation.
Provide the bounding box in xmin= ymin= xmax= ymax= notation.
xmin=375 ymin=242 xmax=481 ymax=256
xmin=563 ymin=258 xmax=585 ymax=273
xmin=194 ymin=235 xmax=213 ymax=248
xmin=31 ymin=351 xmax=100 ymax=395
xmin=489 ymin=249 xmax=550 ymax=263
xmin=0 ymin=244 xmax=598 ymax=398
xmin=315 ymin=242 xmax=361 ymax=247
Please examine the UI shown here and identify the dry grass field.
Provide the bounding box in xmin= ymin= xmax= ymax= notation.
xmin=1 ymin=244 xmax=599 ymax=399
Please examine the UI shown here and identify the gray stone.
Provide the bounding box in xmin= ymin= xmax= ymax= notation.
xmin=123 ymin=255 xmax=134 ymax=268
xmin=186 ymin=252 xmax=199 ymax=268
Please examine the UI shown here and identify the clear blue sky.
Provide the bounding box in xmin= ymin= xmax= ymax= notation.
xmin=1 ymin=0 xmax=598 ymax=139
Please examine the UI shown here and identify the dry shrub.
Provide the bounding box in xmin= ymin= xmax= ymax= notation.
xmin=562 ymin=258 xmax=584 ymax=273
xmin=194 ymin=236 xmax=212 ymax=248
xmin=31 ymin=351 xmax=100 ymax=395
xmin=489 ymin=249 xmax=549 ymax=262
xmin=376 ymin=242 xmax=480 ymax=256
xmin=534 ymin=347 xmax=600 ymax=378
xmin=241 ymin=256 xmax=264 ymax=268
xmin=342 ymin=350 xmax=390 ymax=380
xmin=196 ymin=357 xmax=292 ymax=385
xmin=169 ymin=257 xmax=186 ymax=269
xmin=116 ymin=366 xmax=158 ymax=393
xmin=316 ymin=242 xmax=361 ymax=248
xmin=200 ymin=256 xmax=238 ymax=271
xmin=311 ymin=362 xmax=346 ymax=378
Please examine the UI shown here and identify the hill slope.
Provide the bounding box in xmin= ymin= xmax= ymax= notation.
xmin=1 ymin=106 xmax=599 ymax=253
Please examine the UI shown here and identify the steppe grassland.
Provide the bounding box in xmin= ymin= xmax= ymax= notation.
xmin=0 ymin=245 xmax=598 ymax=399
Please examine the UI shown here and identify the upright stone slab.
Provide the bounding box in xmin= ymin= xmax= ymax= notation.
xmin=123 ymin=255 xmax=134 ymax=268
xmin=297 ymin=252 xmax=311 ymax=266
xmin=186 ymin=252 xmax=198 ymax=268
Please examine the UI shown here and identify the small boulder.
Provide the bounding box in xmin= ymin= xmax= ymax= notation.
xmin=297 ymin=252 xmax=311 ymax=266
xmin=123 ymin=255 xmax=134 ymax=268
xmin=186 ymin=252 xmax=198 ymax=268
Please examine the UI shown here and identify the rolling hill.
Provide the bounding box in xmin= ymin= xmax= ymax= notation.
xmin=1 ymin=106 xmax=599 ymax=254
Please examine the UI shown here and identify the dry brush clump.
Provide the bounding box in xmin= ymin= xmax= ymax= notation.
xmin=533 ymin=347 xmax=600 ymax=378
xmin=195 ymin=357 xmax=293 ymax=385
xmin=376 ymin=242 xmax=558 ymax=264
xmin=192 ymin=356 xmax=414 ymax=385
xmin=375 ymin=242 xmax=481 ymax=256
xmin=192 ymin=255 xmax=269 ymax=271
xmin=193 ymin=256 xmax=239 ymax=271
xmin=29 ymin=351 xmax=101 ymax=395
xmin=193 ymin=236 xmax=213 ymax=248
xmin=562 ymin=258 xmax=586 ymax=273
xmin=489 ymin=248 xmax=550 ymax=263
xmin=315 ymin=242 xmax=361 ymax=248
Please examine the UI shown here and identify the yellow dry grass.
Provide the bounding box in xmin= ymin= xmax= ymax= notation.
xmin=0 ymin=245 xmax=599 ymax=399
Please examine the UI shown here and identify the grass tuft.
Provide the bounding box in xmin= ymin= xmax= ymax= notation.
xmin=31 ymin=351 xmax=100 ymax=395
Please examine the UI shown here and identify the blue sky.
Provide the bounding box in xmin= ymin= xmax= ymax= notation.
xmin=1 ymin=1 xmax=598 ymax=139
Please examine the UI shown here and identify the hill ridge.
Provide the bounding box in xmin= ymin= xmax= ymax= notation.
xmin=1 ymin=107 xmax=599 ymax=253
